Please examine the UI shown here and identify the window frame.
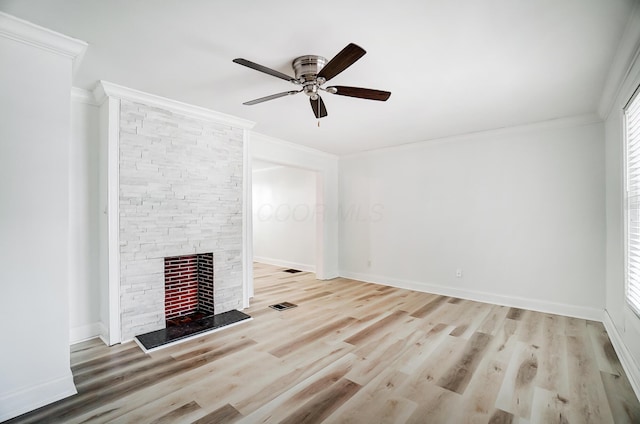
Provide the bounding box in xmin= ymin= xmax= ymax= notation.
xmin=623 ymin=83 xmax=640 ymax=319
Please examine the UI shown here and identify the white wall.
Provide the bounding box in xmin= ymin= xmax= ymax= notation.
xmin=603 ymin=8 xmax=640 ymax=395
xmin=340 ymin=118 xmax=605 ymax=319
xmin=250 ymin=132 xmax=339 ymax=279
xmin=253 ymin=164 xmax=316 ymax=271
xmin=69 ymin=93 xmax=101 ymax=343
xmin=0 ymin=13 xmax=85 ymax=421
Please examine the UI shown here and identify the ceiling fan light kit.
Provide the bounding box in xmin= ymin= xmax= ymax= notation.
xmin=233 ymin=43 xmax=391 ymax=119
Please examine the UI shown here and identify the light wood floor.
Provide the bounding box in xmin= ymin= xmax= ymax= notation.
xmin=8 ymin=263 xmax=640 ymax=423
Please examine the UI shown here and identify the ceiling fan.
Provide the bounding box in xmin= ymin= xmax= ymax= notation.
xmin=233 ymin=43 xmax=391 ymax=119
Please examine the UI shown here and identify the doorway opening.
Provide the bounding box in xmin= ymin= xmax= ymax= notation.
xmin=251 ymin=159 xmax=322 ymax=279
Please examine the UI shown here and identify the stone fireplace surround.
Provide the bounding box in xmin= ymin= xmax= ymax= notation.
xmin=119 ymin=99 xmax=243 ymax=341
xmin=96 ymin=81 xmax=255 ymax=344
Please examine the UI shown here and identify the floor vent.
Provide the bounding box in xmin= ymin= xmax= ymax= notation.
xmin=283 ymin=269 xmax=303 ymax=273
xmin=269 ymin=302 xmax=298 ymax=311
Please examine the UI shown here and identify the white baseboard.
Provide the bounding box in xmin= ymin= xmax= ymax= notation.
xmin=603 ymin=310 xmax=640 ymax=400
xmin=69 ymin=321 xmax=104 ymax=344
xmin=339 ymin=270 xmax=603 ymax=321
xmin=0 ymin=372 xmax=76 ymax=422
xmin=254 ymin=256 xmax=315 ymax=273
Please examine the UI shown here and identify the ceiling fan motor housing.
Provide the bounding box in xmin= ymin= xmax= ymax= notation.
xmin=292 ymin=55 xmax=328 ymax=82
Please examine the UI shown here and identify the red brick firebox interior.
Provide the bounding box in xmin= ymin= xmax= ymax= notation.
xmin=164 ymin=253 xmax=214 ymax=320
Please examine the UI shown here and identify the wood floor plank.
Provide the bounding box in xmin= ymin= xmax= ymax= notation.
xmin=409 ymin=295 xmax=450 ymax=319
xmin=537 ymin=317 xmax=569 ymax=394
xmin=449 ymin=358 xmax=507 ymax=423
xmin=397 ymin=334 xmax=467 ymax=403
xmin=478 ymin=304 xmax=511 ymax=336
xmin=107 ymin=351 xmax=273 ymax=423
xmin=436 ymin=331 xmax=493 ymax=394
xmin=566 ymin=334 xmax=615 ymax=423
xmin=344 ymin=310 xmax=408 ymax=346
xmin=269 ymin=316 xmax=357 ymax=357
xmin=232 ymin=342 xmax=355 ymax=415
xmin=278 ymin=378 xmax=361 ymax=424
xmin=192 ymin=404 xmax=241 ymax=424
xmin=600 ymin=371 xmax=640 ymax=423
xmin=324 ymin=366 xmax=416 ymax=423
xmin=488 ymin=408 xmax=515 ymax=424
xmin=506 ymin=307 xmax=525 ymax=321
xmin=7 ymin=262 xmax=639 ymax=424
xmin=236 ymin=351 xmax=356 ymax=423
xmin=396 ymin=323 xmax=454 ymax=375
xmin=147 ymin=401 xmax=202 ymax=424
xmin=345 ymin=331 xmax=418 ymax=386
xmin=405 ymin=382 xmax=460 ymax=424
xmin=494 ymin=341 xmax=540 ymax=420
xmin=529 ymin=387 xmax=572 ymax=424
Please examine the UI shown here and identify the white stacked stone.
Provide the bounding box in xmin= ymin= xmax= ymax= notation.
xmin=119 ymin=100 xmax=244 ymax=340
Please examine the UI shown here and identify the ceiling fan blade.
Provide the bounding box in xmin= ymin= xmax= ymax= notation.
xmin=233 ymin=58 xmax=296 ymax=82
xmin=243 ymin=90 xmax=301 ymax=105
xmin=317 ymin=43 xmax=366 ymax=82
xmin=329 ymin=86 xmax=391 ymax=101
xmin=310 ymin=96 xmax=328 ymax=118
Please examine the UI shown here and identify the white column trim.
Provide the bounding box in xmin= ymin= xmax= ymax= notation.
xmin=106 ymin=97 xmax=121 ymax=345
xmin=243 ymin=129 xmax=254 ymax=305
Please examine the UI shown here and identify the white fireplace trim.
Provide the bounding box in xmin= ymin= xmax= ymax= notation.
xmin=106 ymin=96 xmax=121 ymax=345
xmin=243 ymin=128 xmax=253 ymax=303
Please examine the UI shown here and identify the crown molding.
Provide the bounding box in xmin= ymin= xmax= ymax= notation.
xmin=597 ymin=1 xmax=640 ymax=119
xmin=343 ymin=112 xmax=603 ymax=159
xmin=71 ymin=87 xmax=99 ymax=106
xmin=93 ymin=80 xmax=256 ymax=130
xmin=0 ymin=11 xmax=87 ymax=76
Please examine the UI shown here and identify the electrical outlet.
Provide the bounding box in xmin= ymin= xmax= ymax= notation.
xmin=367 ymin=259 xmax=371 ymax=267
xmin=456 ymin=268 xmax=463 ymax=278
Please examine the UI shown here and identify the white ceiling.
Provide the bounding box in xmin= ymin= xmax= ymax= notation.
xmin=0 ymin=0 xmax=634 ymax=155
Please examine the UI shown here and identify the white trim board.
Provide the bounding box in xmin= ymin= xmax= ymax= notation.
xmin=254 ymin=257 xmax=315 ymax=273
xmin=339 ymin=270 xmax=603 ymax=321
xmin=0 ymin=373 xmax=76 ymax=422
xmin=105 ymin=96 xmax=121 ymax=346
xmin=242 ymin=128 xmax=253 ymax=306
xmin=603 ymin=310 xmax=640 ymax=401
xmin=69 ymin=322 xmax=104 ymax=345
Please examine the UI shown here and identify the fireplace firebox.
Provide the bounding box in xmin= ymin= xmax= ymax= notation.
xmin=164 ymin=253 xmax=214 ymax=323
